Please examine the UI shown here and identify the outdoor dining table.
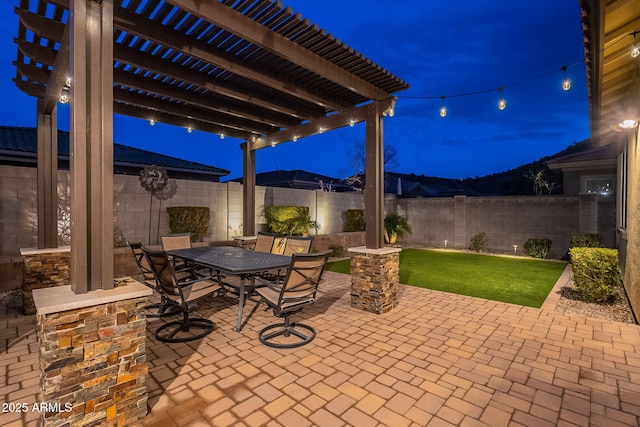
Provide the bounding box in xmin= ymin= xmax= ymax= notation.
xmin=166 ymin=245 xmax=291 ymax=332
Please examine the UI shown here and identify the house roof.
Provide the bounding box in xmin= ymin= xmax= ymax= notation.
xmin=229 ymin=169 xmax=352 ymax=191
xmin=546 ymin=140 xmax=617 ymax=173
xmin=14 ymin=0 xmax=409 ymax=146
xmin=0 ymin=125 xmax=229 ymax=180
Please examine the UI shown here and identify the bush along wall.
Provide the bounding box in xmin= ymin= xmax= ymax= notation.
xmin=263 ymin=206 xmax=318 ymax=236
xmin=344 ymin=209 xmax=365 ymax=232
xmin=524 ymin=238 xmax=552 ymax=259
xmin=570 ymin=247 xmax=621 ymax=303
xmin=167 ymin=206 xmax=210 ymax=241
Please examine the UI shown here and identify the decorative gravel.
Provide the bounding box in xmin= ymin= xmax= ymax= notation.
xmin=555 ymin=282 xmax=637 ymax=324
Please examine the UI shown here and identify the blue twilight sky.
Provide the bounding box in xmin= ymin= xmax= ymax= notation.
xmin=0 ymin=0 xmax=590 ymax=180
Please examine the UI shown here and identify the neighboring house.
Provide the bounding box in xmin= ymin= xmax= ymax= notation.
xmin=546 ymin=141 xmax=617 ymax=196
xmin=0 ymin=126 xmax=230 ymax=181
xmin=229 ymin=169 xmax=353 ymax=192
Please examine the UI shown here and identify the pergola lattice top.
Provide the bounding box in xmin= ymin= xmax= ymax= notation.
xmin=14 ymin=0 xmax=409 ymax=144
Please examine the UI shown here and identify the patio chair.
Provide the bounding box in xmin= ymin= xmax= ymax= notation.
xmin=129 ymin=242 xmax=179 ymax=317
xmin=142 ymin=247 xmax=225 ymax=343
xmin=260 ymin=236 xmax=315 ymax=282
xmin=253 ymin=231 xmax=277 ymax=253
xmin=254 ymin=250 xmax=331 ymax=348
xmin=283 ymin=236 xmax=314 ymax=256
xmin=161 ymin=233 xmax=192 ymax=270
xmin=271 ymin=236 xmax=287 ymax=255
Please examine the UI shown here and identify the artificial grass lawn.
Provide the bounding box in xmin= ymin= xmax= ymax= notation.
xmin=326 ymin=248 xmax=567 ymax=308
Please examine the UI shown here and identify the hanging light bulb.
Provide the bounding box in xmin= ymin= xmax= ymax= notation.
xmin=65 ymin=76 xmax=72 ymax=87
xmin=497 ymin=87 xmax=506 ymax=110
xmin=561 ymin=66 xmax=571 ymax=91
xmin=186 ymin=126 xmax=193 ymax=133
xmin=219 ymin=133 xmax=225 ymax=140
xmin=439 ymin=96 xmax=447 ymax=118
xmin=292 ymin=135 xmax=298 ymax=142
xmin=319 ymin=126 xmax=324 ymax=134
xmin=632 ymin=31 xmax=640 ymax=58
xmin=149 ymin=119 xmax=155 ymax=126
xmin=388 ymin=108 xmax=395 ymax=117
xmin=270 ymin=140 xmax=276 ymax=147
xmin=58 ymin=88 xmax=69 ymax=104
xmin=349 ymin=119 xmax=355 ymax=127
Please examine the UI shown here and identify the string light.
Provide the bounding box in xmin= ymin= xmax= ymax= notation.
xmin=58 ymin=88 xmax=69 ymax=104
xmin=186 ymin=126 xmax=193 ymax=133
xmin=319 ymin=126 xmax=324 ymax=134
xmin=219 ymin=133 xmax=225 ymax=140
xmin=149 ymin=119 xmax=155 ymax=126
xmin=349 ymin=119 xmax=355 ymax=127
xmin=292 ymin=135 xmax=298 ymax=142
xmin=561 ymin=66 xmax=571 ymax=91
xmin=270 ymin=140 xmax=276 ymax=147
xmin=497 ymin=87 xmax=506 ymax=110
xmin=632 ymin=31 xmax=640 ymax=58
xmin=439 ymin=96 xmax=447 ymax=118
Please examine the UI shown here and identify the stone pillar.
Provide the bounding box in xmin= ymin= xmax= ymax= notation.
xmin=348 ymin=246 xmax=401 ymax=314
xmin=21 ymin=247 xmax=71 ymax=315
xmin=233 ymin=235 xmax=257 ymax=249
xmin=33 ymin=279 xmax=152 ymax=426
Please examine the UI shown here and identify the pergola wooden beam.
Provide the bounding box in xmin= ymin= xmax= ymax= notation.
xmin=167 ymin=0 xmax=391 ymax=102
xmin=251 ymin=97 xmax=397 ymax=151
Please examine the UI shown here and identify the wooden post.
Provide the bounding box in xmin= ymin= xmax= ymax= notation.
xmin=242 ymin=142 xmax=256 ymax=236
xmin=36 ymin=99 xmax=58 ymax=249
xmin=364 ymin=102 xmax=385 ymax=249
xmin=69 ymin=0 xmax=114 ymax=293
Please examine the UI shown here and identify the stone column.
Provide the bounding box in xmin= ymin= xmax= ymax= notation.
xmin=21 ymin=247 xmax=71 ymax=315
xmin=33 ymin=279 xmax=152 ymax=426
xmin=348 ymin=246 xmax=401 ymax=314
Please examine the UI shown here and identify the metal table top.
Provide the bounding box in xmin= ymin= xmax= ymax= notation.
xmin=167 ymin=245 xmax=291 ymax=275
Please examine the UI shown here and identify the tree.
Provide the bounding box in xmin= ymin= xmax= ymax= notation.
xmin=345 ymin=140 xmax=398 ymax=190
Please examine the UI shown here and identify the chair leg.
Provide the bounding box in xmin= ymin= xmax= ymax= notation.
xmin=155 ymin=311 xmax=215 ymax=343
xmin=258 ymin=316 xmax=316 ymax=348
xmin=145 ymin=296 xmax=181 ymax=318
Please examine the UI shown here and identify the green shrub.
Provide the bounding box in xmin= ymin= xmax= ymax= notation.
xmin=344 ymin=209 xmax=365 ymax=232
xmin=470 ymin=232 xmax=488 ymax=252
xmin=328 ymin=244 xmax=344 ymax=258
xmin=167 ymin=206 xmax=210 ymax=241
xmin=384 ymin=214 xmax=412 ymax=245
xmin=570 ymin=247 xmax=621 ymax=303
xmin=263 ymin=206 xmax=318 ymax=235
xmin=570 ymin=233 xmax=602 ymax=248
xmin=523 ymin=238 xmax=552 ymax=259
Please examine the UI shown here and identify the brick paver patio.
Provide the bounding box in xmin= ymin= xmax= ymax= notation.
xmin=1 ymin=270 xmax=639 ymax=426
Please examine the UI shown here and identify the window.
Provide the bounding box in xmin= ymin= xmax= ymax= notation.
xmin=584 ymin=178 xmax=615 ymax=194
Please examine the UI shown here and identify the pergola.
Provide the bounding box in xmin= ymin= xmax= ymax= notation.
xmin=13 ymin=0 xmax=409 ymax=293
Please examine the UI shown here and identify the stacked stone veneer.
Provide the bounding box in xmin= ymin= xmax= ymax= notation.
xmin=349 ymin=247 xmax=401 ymax=314
xmin=36 ymin=283 xmax=148 ymax=426
xmin=23 ymin=249 xmax=71 ymax=315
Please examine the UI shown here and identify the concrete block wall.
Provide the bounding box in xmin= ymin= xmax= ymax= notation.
xmin=0 ymin=166 xmax=38 ymax=253
xmin=0 ymin=165 xmax=615 ymax=262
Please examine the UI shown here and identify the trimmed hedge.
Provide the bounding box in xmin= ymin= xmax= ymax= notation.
xmin=524 ymin=238 xmax=552 ymax=259
xmin=570 ymin=247 xmax=621 ymax=303
xmin=569 ymin=233 xmax=602 ymax=248
xmin=167 ymin=206 xmax=210 ymax=241
xmin=344 ymin=209 xmax=365 ymax=232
